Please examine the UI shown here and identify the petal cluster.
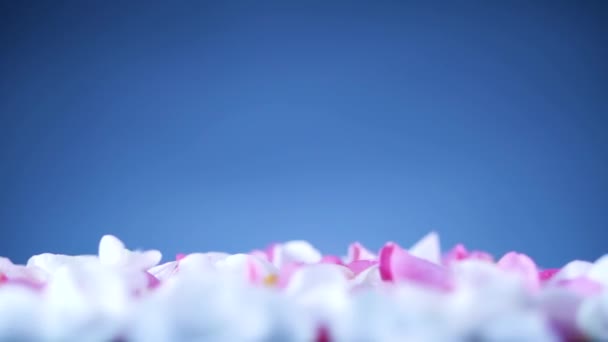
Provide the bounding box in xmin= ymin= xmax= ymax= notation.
xmin=0 ymin=233 xmax=607 ymax=341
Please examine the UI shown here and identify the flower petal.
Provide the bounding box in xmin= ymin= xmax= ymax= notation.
xmin=379 ymin=242 xmax=452 ymax=291
xmin=409 ymin=232 xmax=441 ymax=265
xmin=497 ymin=252 xmax=540 ymax=291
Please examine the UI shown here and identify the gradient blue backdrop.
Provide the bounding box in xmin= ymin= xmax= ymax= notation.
xmin=1 ymin=1 xmax=607 ymax=267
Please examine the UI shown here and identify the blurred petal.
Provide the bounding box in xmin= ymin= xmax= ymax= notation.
xmin=497 ymin=252 xmax=540 ymax=291
xmin=409 ymin=232 xmax=441 ymax=265
xmin=346 ymin=242 xmax=376 ymax=263
xmin=379 ymin=242 xmax=452 ymax=291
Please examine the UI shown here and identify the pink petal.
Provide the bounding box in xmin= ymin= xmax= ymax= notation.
xmin=497 ymin=252 xmax=540 ymax=291
xmin=0 ymin=273 xmax=45 ymax=291
xmin=146 ymin=271 xmax=160 ymax=289
xmin=347 ymin=260 xmax=377 ymax=276
xmin=379 ymin=242 xmax=452 ymax=291
xmin=247 ymin=256 xmax=261 ymax=284
xmin=539 ymin=268 xmax=560 ymax=282
xmin=468 ymin=251 xmax=494 ymax=262
xmin=175 ymin=253 xmax=186 ymax=261
xmin=444 ymin=244 xmax=469 ymax=263
xmin=347 ymin=242 xmax=376 ymax=262
xmin=266 ymin=243 xmax=278 ymax=263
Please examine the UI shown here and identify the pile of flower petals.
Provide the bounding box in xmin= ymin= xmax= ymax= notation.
xmin=1 ymin=233 xmax=608 ymax=341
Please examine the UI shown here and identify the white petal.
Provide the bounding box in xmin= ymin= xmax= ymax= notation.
xmin=275 ymin=240 xmax=322 ymax=268
xmin=98 ymin=235 xmax=127 ymax=266
xmin=476 ymin=310 xmax=558 ymax=342
xmin=550 ymin=260 xmax=593 ymax=283
xmin=577 ymin=292 xmax=608 ymax=340
xmin=409 ymin=232 xmax=441 ymax=264
xmin=148 ymin=261 xmax=178 ymax=281
xmin=0 ymin=285 xmax=43 ymax=340
xmin=26 ymin=253 xmax=97 ymax=275
xmin=587 ymin=255 xmax=608 ymax=287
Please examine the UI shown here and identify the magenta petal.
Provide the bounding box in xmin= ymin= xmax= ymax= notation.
xmin=348 ymin=260 xmax=377 ymax=276
xmin=497 ymin=252 xmax=540 ymax=290
xmin=379 ymin=242 xmax=397 ymax=281
xmin=539 ymin=268 xmax=560 ymax=282
xmin=379 ymin=242 xmax=452 ymax=291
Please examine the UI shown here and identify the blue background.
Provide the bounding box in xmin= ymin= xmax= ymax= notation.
xmin=1 ymin=1 xmax=606 ymax=267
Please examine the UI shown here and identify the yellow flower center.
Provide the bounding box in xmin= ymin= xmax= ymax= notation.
xmin=263 ymin=274 xmax=278 ymax=287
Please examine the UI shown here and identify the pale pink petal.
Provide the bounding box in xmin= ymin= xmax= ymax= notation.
xmin=346 ymin=260 xmax=377 ymax=276
xmin=285 ymin=263 xmax=353 ymax=295
xmin=556 ymin=277 xmax=603 ymax=296
xmin=497 ymin=252 xmax=540 ymax=291
xmin=443 ymin=244 xmax=494 ymax=265
xmin=379 ymin=242 xmax=452 ymax=291
xmin=346 ymin=242 xmax=376 ymax=263
xmin=250 ymin=249 xmax=269 ymax=262
xmin=320 ymin=256 xmax=344 ymax=266
xmin=148 ymin=261 xmax=178 ymax=281
xmin=278 ymin=262 xmax=305 ymax=288
xmin=265 ymin=243 xmax=278 ymax=263
xmin=270 ymin=241 xmax=322 ymax=268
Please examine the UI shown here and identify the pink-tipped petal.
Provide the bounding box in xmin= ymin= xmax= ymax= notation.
xmin=278 ymin=262 xmax=305 ymax=288
xmin=347 ymin=242 xmax=376 ymax=263
xmin=445 ymin=244 xmax=469 ymax=263
xmin=539 ymin=268 xmax=560 ymax=282
xmin=247 ymin=256 xmax=261 ymax=284
xmin=266 ymin=243 xmax=278 ymax=263
xmin=497 ymin=252 xmax=540 ymax=291
xmin=379 ymin=242 xmax=452 ymax=291
xmin=444 ymin=244 xmax=494 ymax=265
